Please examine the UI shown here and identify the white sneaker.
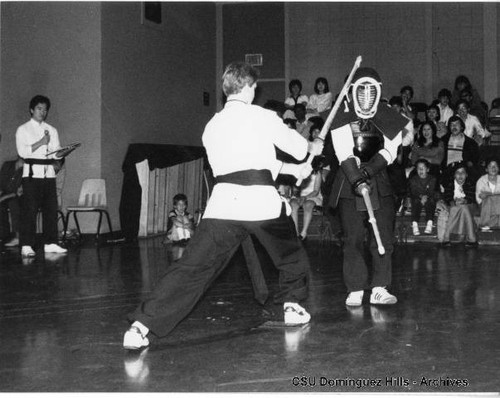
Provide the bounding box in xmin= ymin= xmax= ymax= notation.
xmin=21 ymin=246 xmax=35 ymax=257
xmin=424 ymin=220 xmax=433 ymax=234
xmin=283 ymin=302 xmax=311 ymax=325
xmin=481 ymin=226 xmax=491 ymax=232
xmin=123 ymin=326 xmax=150 ymax=350
xmin=345 ymin=290 xmax=364 ymax=306
xmin=370 ymin=287 xmax=397 ymax=305
xmin=44 ymin=243 xmax=68 ymax=253
xmin=412 ymin=221 xmax=420 ymax=236
xmin=4 ymin=237 xmax=19 ymax=247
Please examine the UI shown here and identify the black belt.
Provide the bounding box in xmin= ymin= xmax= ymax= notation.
xmin=215 ymin=169 xmax=274 ymax=186
xmin=24 ymin=158 xmax=58 ymax=178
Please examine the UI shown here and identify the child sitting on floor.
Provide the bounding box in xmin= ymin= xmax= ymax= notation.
xmin=165 ymin=193 xmax=195 ymax=244
xmin=408 ymin=158 xmax=440 ymax=235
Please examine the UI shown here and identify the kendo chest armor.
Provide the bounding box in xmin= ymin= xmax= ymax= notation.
xmin=350 ymin=119 xmax=383 ymax=163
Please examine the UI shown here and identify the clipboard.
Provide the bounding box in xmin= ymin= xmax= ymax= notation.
xmin=46 ymin=143 xmax=81 ymax=158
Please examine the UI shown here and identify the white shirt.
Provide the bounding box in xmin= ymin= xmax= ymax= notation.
xmin=307 ymin=92 xmax=333 ymax=113
xmin=284 ymin=94 xmax=308 ymax=108
xmin=438 ymin=104 xmax=454 ymax=125
xmin=202 ymin=101 xmax=308 ymax=221
xmin=462 ymin=113 xmax=489 ymax=139
xmin=16 ymin=119 xmax=61 ymax=178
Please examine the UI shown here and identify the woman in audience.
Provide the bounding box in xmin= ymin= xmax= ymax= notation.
xmin=475 ymin=158 xmax=500 ymax=231
xmin=437 ymin=162 xmax=478 ymax=247
xmin=400 ymin=85 xmax=416 ymax=122
xmin=410 ymin=121 xmax=444 ymax=179
xmin=307 ymin=77 xmax=333 ymax=118
xmin=290 ymin=127 xmax=325 ymax=241
xmin=283 ymin=79 xmax=308 ymax=119
xmin=426 ymin=103 xmax=448 ymax=139
xmin=456 ymin=99 xmax=490 ymax=145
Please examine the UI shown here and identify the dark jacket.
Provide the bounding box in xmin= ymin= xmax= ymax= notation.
xmin=442 ymin=178 xmax=476 ymax=206
xmin=408 ymin=174 xmax=440 ymax=202
xmin=440 ymin=132 xmax=479 ymax=169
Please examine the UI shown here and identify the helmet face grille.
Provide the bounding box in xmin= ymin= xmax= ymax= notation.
xmin=352 ymin=77 xmax=381 ymax=119
xmin=356 ymin=84 xmax=377 ymax=112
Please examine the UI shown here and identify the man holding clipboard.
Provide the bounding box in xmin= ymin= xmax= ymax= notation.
xmin=15 ymin=95 xmax=71 ymax=257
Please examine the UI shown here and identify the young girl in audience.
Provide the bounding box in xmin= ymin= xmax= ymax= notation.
xmin=475 ymin=158 xmax=500 ymax=231
xmin=307 ymin=77 xmax=333 ymax=117
xmin=410 ymin=121 xmax=444 ymax=178
xmin=437 ymin=163 xmax=478 ymax=247
xmin=290 ymin=127 xmax=325 ymax=241
xmin=426 ymin=103 xmax=448 ymax=139
xmin=408 ymin=159 xmax=440 ymax=235
xmin=165 ymin=193 xmax=195 ymax=244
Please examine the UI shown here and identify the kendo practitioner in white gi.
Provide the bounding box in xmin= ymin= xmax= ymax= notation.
xmin=328 ymin=67 xmax=407 ymax=307
xmin=123 ymin=62 xmax=324 ymax=350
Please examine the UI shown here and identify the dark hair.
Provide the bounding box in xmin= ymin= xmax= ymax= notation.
xmin=491 ymin=97 xmax=500 ymax=110
xmin=454 ymin=75 xmax=472 ymax=91
xmin=283 ymin=118 xmax=296 ymax=129
xmin=416 ymin=121 xmax=439 ymax=148
xmin=288 ymin=79 xmax=302 ymax=92
xmin=314 ymin=77 xmax=329 ymax=94
xmin=293 ymin=103 xmax=306 ymax=113
xmin=460 ymin=88 xmax=473 ymax=98
xmin=222 ymin=62 xmax=259 ymax=96
xmin=453 ymin=161 xmax=468 ymax=175
xmin=308 ymin=117 xmax=324 ymax=141
xmin=484 ymin=157 xmax=499 ymax=169
xmin=29 ymin=95 xmax=51 ymax=112
xmin=456 ymin=99 xmax=470 ymax=110
xmin=415 ymin=158 xmax=431 ymax=169
xmin=263 ymin=100 xmax=286 ymax=117
xmin=426 ymin=103 xmax=441 ymax=122
xmin=438 ymin=88 xmax=451 ymax=99
xmin=173 ymin=193 xmax=188 ymax=205
xmin=389 ymin=96 xmax=403 ymax=108
xmin=400 ymin=85 xmax=414 ymax=98
xmin=448 ymin=115 xmax=465 ymax=132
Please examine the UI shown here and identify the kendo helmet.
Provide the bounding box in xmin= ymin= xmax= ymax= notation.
xmin=351 ymin=67 xmax=382 ymax=119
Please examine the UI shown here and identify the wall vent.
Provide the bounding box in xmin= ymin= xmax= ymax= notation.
xmin=245 ymin=54 xmax=263 ymax=66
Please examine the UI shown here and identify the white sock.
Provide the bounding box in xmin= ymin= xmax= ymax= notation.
xmin=132 ymin=321 xmax=149 ymax=336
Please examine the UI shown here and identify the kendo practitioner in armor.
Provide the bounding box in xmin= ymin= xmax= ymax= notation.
xmin=328 ymin=67 xmax=408 ymax=307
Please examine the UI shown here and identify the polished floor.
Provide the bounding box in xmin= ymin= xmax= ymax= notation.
xmin=0 ymin=236 xmax=499 ymax=393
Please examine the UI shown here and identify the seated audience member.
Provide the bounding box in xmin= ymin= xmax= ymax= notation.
xmin=408 ymin=159 xmax=440 ymax=235
xmin=283 ymin=79 xmax=309 ymax=120
xmin=441 ymin=115 xmax=480 ymax=186
xmin=456 ymin=99 xmax=490 ymax=145
xmin=165 ymin=193 xmax=195 ymax=245
xmin=451 ymin=75 xmax=482 ymax=110
xmin=410 ymin=121 xmax=444 ymax=178
xmin=426 ymin=103 xmax=448 ymax=139
xmin=400 ymin=85 xmax=416 ymax=122
xmin=0 ymin=157 xmax=24 ymax=246
xmin=307 ymin=77 xmax=333 ymax=119
xmin=437 ymin=162 xmax=478 ymax=247
xmin=436 ymin=88 xmax=454 ymax=125
xmin=475 ymin=158 xmax=500 ymax=231
xmin=293 ymin=103 xmax=312 ymax=139
xmin=460 ymin=89 xmax=487 ymax=126
xmin=290 ymin=129 xmax=325 ymax=241
xmin=490 ymin=97 xmax=500 ymax=115
xmin=263 ymin=100 xmax=286 ymax=119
